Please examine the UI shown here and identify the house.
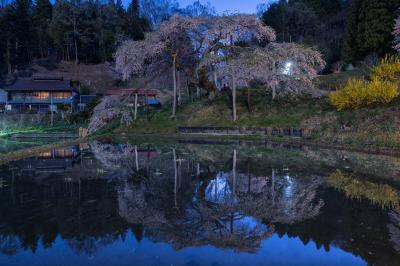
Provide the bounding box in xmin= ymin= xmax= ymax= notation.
xmin=4 ymin=76 xmax=79 ymax=112
xmin=106 ymin=88 xmax=161 ymax=107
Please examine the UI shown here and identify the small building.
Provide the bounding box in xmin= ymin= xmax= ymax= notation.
xmin=106 ymin=88 xmax=161 ymax=107
xmin=4 ymin=76 xmax=79 ymax=112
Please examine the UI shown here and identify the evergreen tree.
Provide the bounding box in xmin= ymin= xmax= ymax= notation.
xmin=343 ymin=0 xmax=400 ymax=63
xmin=50 ymin=0 xmax=82 ymax=64
xmin=10 ymin=0 xmax=34 ymax=67
xmin=125 ymin=0 xmax=144 ymax=40
xmin=342 ymin=0 xmax=362 ymax=63
xmin=296 ymin=0 xmax=344 ymax=17
xmin=33 ymin=0 xmax=53 ymax=57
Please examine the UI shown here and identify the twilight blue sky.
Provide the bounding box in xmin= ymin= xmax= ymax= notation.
xmin=179 ymin=0 xmax=267 ymax=14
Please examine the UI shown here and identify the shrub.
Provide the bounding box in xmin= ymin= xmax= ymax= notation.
xmin=329 ymin=78 xmax=398 ymax=111
xmin=365 ymin=78 xmax=399 ymax=105
xmin=329 ymin=79 xmax=365 ymax=110
xmin=371 ymin=54 xmax=400 ymax=82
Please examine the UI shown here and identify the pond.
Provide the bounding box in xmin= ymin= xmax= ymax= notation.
xmin=0 ymin=138 xmax=399 ymax=266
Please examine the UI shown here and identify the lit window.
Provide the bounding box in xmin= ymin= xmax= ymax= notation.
xmin=32 ymin=92 xmax=50 ymax=100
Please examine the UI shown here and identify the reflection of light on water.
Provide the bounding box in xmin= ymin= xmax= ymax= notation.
xmin=205 ymin=172 xmax=233 ymax=203
xmin=284 ymin=174 xmax=293 ymax=197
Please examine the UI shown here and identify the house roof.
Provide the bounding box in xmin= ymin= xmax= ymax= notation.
xmin=4 ymin=77 xmax=73 ymax=92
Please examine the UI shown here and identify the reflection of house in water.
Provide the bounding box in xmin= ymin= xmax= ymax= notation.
xmin=11 ymin=146 xmax=80 ymax=176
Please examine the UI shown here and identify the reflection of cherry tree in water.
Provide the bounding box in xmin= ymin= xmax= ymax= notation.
xmin=117 ymin=148 xmax=324 ymax=252
xmin=204 ymin=151 xmax=324 ymax=225
xmin=388 ymin=208 xmax=400 ymax=253
xmin=118 ymin=148 xmax=198 ymax=228
xmin=90 ymin=141 xmax=166 ymax=179
xmin=90 ymin=141 xmax=140 ymax=178
xmin=238 ymin=172 xmax=324 ymax=224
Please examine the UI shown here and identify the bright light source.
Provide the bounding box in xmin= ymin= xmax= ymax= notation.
xmin=282 ymin=61 xmax=293 ymax=76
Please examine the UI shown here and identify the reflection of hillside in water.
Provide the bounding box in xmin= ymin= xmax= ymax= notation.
xmin=0 ymin=140 xmax=400 ymax=264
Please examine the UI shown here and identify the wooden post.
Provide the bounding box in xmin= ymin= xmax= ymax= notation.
xmin=50 ymin=93 xmax=54 ymax=127
xmin=145 ymin=89 xmax=149 ymax=120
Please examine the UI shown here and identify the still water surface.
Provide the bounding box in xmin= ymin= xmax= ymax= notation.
xmin=0 ymin=139 xmax=400 ymax=266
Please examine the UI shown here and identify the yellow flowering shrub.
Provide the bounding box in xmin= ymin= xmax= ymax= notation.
xmin=329 ymin=78 xmax=398 ymax=111
xmin=329 ymin=79 xmax=365 ymax=110
xmin=371 ymin=55 xmax=400 ymax=82
xmin=365 ymin=78 xmax=399 ymax=105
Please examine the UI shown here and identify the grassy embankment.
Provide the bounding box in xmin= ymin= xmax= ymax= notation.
xmin=0 ymin=113 xmax=84 ymax=137
xmin=117 ymin=68 xmax=400 ymax=149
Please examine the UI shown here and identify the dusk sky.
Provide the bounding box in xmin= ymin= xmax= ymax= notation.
xmin=178 ymin=0 xmax=267 ymax=14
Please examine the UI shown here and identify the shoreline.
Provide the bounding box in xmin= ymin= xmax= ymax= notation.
xmin=2 ymin=131 xmax=400 ymax=165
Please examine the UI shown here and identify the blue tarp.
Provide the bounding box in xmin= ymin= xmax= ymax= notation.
xmin=148 ymin=99 xmax=161 ymax=105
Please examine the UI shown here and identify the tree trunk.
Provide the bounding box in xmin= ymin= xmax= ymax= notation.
xmin=135 ymin=145 xmax=139 ymax=171
xmin=271 ymin=168 xmax=275 ymax=203
xmin=186 ymin=79 xmax=190 ymax=100
xmin=171 ymin=55 xmax=177 ymax=118
xmin=134 ymin=93 xmax=138 ymax=121
xmin=177 ymin=70 xmax=181 ymax=106
xmin=247 ymin=87 xmax=252 ymax=113
xmin=272 ymin=85 xmax=276 ymax=100
xmin=230 ymin=34 xmax=237 ymax=121
xmin=173 ymin=148 xmax=178 ymax=209
xmin=272 ymin=79 xmax=277 ymax=100
xmin=6 ymin=39 xmax=11 ymax=75
xmin=196 ymin=68 xmax=200 ymax=100
xmin=213 ymin=70 xmax=218 ymax=89
xmin=232 ymin=68 xmax=237 ymax=122
xmin=232 ymin=149 xmax=237 ymax=195
xmin=74 ymin=36 xmax=78 ymax=64
xmin=73 ymin=16 xmax=79 ymax=65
